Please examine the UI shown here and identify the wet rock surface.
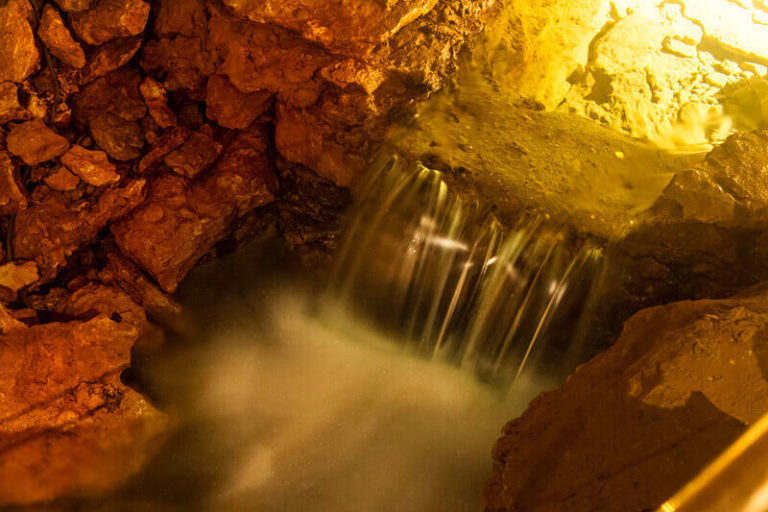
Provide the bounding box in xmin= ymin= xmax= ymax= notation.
xmin=486 ymin=284 xmax=768 ymax=512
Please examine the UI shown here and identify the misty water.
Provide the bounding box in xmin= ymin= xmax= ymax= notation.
xmin=95 ymin=239 xmax=545 ymax=512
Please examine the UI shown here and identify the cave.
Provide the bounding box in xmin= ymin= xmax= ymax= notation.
xmin=2 ymin=0 xmax=768 ymax=510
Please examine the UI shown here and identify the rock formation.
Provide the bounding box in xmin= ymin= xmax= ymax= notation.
xmin=486 ymin=283 xmax=768 ymax=511
xmin=0 ymin=0 xmax=494 ymax=504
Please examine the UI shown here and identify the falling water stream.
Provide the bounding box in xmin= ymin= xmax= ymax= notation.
xmin=42 ymin=154 xmax=609 ymax=511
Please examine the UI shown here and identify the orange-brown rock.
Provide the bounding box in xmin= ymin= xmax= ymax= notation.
xmin=486 ymin=285 xmax=768 ymax=512
xmin=44 ymin=165 xmax=80 ymax=191
xmin=0 ymin=82 xmax=29 ymax=124
xmin=51 ymin=282 xmax=147 ymax=332
xmin=0 ymin=260 xmax=39 ymax=302
xmin=73 ymin=67 xmax=147 ymax=123
xmin=154 ymin=0 xmax=207 ymax=38
xmin=0 ymin=316 xmax=167 ymax=505
xmin=70 ymin=0 xmax=151 ymax=45
xmin=0 ymin=0 xmax=39 ymax=83
xmin=72 ymin=69 xmax=147 ymax=161
xmin=141 ymin=35 xmax=218 ymax=92
xmin=81 ymin=36 xmax=143 ymax=84
xmin=0 ymin=151 xmax=27 ymax=215
xmin=90 ymin=111 xmax=145 ymax=161
xmin=136 ymin=126 xmax=192 ymax=174
xmin=98 ymin=251 xmax=181 ymax=318
xmin=0 ymin=303 xmax=26 ymax=333
xmin=193 ymin=124 xmax=278 ymax=215
xmin=163 ymin=126 xmax=222 ymax=178
xmin=275 ymin=103 xmax=365 ymax=187
xmin=207 ymin=7 xmax=333 ymax=107
xmin=222 ymin=0 xmax=438 ymax=55
xmin=206 ymin=74 xmax=272 ymax=130
xmin=113 ymin=125 xmax=277 ymax=292
xmin=6 ymin=119 xmax=70 ymax=166
xmin=111 ymin=174 xmax=232 ymax=292
xmin=53 ymin=0 xmax=95 ymax=12
xmin=38 ymin=4 xmax=86 ymax=69
xmin=60 ymin=145 xmax=120 ymax=186
xmin=13 ymin=180 xmax=146 ymax=278
xmin=140 ymin=77 xmax=177 ymax=128
xmin=619 ymin=129 xmax=768 ymax=302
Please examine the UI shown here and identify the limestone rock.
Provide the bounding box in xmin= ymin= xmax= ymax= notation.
xmin=0 ymin=0 xmax=39 ymax=83
xmin=0 ymin=261 xmax=39 ymax=302
xmin=113 ymin=125 xmax=277 ymax=292
xmin=13 ymin=180 xmax=146 ymax=279
xmin=44 ymin=165 xmax=80 ymax=191
xmin=140 ymin=77 xmax=177 ymax=129
xmin=70 ymin=0 xmax=151 ymax=45
xmin=205 ymin=74 xmax=272 ymax=130
xmin=274 ymin=157 xmax=352 ymax=258
xmin=163 ymin=126 xmax=222 ymax=178
xmin=0 ymin=82 xmax=29 ymax=125
xmin=486 ymin=285 xmax=768 ymax=511
xmin=0 ymin=316 xmax=167 ymax=505
xmin=6 ymin=119 xmax=70 ymax=166
xmin=684 ymin=0 xmax=768 ymax=62
xmin=60 ymin=145 xmax=121 ymax=186
xmin=38 ymin=4 xmax=86 ymax=69
xmin=0 ymin=151 xmax=27 ymax=215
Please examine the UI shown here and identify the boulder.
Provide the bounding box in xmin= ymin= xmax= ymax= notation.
xmin=13 ymin=180 xmax=146 ymax=279
xmin=112 ymin=125 xmax=277 ymax=292
xmin=38 ymin=4 xmax=86 ymax=69
xmin=487 ymin=284 xmax=768 ymax=511
xmin=0 ymin=150 xmax=27 ymax=215
xmin=60 ymin=145 xmax=121 ymax=186
xmin=0 ymin=316 xmax=167 ymax=505
xmin=0 ymin=0 xmax=39 ymax=83
xmin=6 ymin=119 xmax=70 ymax=166
xmin=70 ymin=0 xmax=150 ymax=45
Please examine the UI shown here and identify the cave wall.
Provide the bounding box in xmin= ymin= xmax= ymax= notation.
xmin=0 ymin=0 xmax=497 ymax=504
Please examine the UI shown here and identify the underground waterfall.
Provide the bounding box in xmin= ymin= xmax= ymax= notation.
xmin=66 ymin=154 xmax=611 ymax=511
xmin=4 ymin=0 xmax=768 ymax=510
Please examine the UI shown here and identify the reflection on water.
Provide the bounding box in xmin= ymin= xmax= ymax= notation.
xmin=47 ymin=239 xmax=543 ymax=512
